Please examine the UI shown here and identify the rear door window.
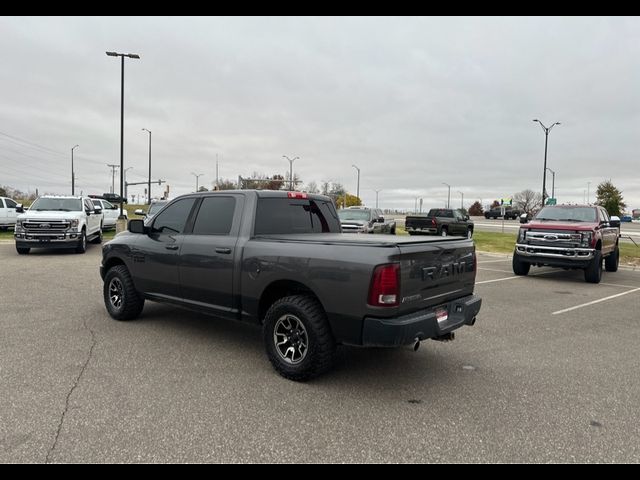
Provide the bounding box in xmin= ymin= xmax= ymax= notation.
xmin=192 ymin=197 xmax=236 ymax=235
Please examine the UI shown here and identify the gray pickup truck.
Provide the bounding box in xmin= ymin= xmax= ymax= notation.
xmin=100 ymin=190 xmax=481 ymax=381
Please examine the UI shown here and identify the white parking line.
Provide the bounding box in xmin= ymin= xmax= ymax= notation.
xmin=552 ymin=288 xmax=640 ymax=315
xmin=475 ymin=269 xmax=558 ymax=285
xmin=479 ymin=267 xmax=514 ymax=273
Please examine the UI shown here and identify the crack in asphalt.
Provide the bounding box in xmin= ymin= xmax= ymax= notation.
xmin=45 ymin=318 xmax=96 ymax=464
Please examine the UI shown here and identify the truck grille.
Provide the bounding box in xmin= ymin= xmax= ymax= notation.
xmin=524 ymin=230 xmax=582 ymax=247
xmin=23 ymin=220 xmax=70 ymax=233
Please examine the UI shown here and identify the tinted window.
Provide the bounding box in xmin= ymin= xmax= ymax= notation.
xmin=5 ymin=199 xmax=16 ymax=208
xmin=427 ymin=209 xmax=453 ymax=218
xmin=536 ymin=206 xmax=597 ymax=222
xmin=192 ymin=197 xmax=236 ymax=235
xmin=152 ymin=198 xmax=196 ymax=234
xmin=255 ymin=198 xmax=341 ymax=234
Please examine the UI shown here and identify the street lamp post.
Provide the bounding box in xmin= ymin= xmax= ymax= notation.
xmin=374 ymin=189 xmax=381 ymax=208
xmin=587 ymin=181 xmax=591 ymax=205
xmin=142 ymin=128 xmax=152 ymax=204
xmin=533 ymin=119 xmax=560 ymax=208
xmin=191 ymin=172 xmax=203 ymax=192
xmin=283 ymin=155 xmax=299 ymax=191
xmin=352 ymin=164 xmax=360 ymax=200
xmin=442 ymin=182 xmax=451 ymax=208
xmin=106 ymin=51 xmax=140 ymax=218
xmin=71 ymin=144 xmax=79 ymax=195
xmin=545 ymin=167 xmax=556 ymax=200
xmin=458 ymin=190 xmax=464 ymax=210
xmin=124 ymin=167 xmax=133 ymax=200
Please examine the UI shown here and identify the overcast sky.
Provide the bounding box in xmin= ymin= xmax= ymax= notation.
xmin=1 ymin=16 xmax=639 ymax=211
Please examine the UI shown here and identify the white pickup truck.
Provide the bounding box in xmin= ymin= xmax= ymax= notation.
xmin=14 ymin=195 xmax=104 ymax=254
xmin=0 ymin=196 xmax=19 ymax=230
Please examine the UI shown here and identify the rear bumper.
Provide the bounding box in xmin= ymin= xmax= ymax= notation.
xmin=362 ymin=294 xmax=481 ymax=347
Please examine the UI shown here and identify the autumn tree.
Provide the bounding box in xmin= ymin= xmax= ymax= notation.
xmin=468 ymin=201 xmax=483 ymax=216
xmin=595 ymin=180 xmax=626 ymax=217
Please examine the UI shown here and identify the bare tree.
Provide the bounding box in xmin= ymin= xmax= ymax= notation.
xmin=513 ymin=189 xmax=542 ymax=215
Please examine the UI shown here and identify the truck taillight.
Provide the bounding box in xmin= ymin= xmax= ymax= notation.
xmin=368 ymin=264 xmax=400 ymax=307
xmin=287 ymin=192 xmax=308 ymax=199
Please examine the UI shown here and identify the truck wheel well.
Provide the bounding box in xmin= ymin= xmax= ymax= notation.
xmin=103 ymin=257 xmax=127 ymax=274
xmin=259 ymin=280 xmax=324 ymax=324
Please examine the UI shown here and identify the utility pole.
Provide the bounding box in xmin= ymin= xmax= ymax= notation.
xmin=283 ymin=155 xmax=299 ymax=191
xmin=107 ymin=164 xmax=119 ymax=194
xmin=352 ymin=164 xmax=360 ymax=200
xmin=191 ymin=172 xmax=203 ymax=192
xmin=71 ymin=145 xmax=79 ymax=195
xmin=442 ymin=182 xmax=451 ymax=208
xmin=458 ymin=190 xmax=464 ymax=210
xmin=374 ymin=189 xmax=381 ymax=208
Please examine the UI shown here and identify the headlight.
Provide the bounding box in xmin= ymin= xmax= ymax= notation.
xmin=581 ymin=231 xmax=593 ymax=247
xmin=68 ymin=219 xmax=79 ymax=228
xmin=517 ymin=228 xmax=526 ymax=242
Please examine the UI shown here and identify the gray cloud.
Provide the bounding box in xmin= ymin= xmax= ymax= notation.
xmin=0 ymin=16 xmax=638 ymax=211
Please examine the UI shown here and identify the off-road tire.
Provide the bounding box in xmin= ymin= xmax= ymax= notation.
xmin=263 ymin=295 xmax=336 ymax=381
xmin=512 ymin=253 xmax=530 ymax=276
xmin=604 ymin=246 xmax=619 ymax=273
xmin=584 ymin=250 xmax=603 ymax=283
xmin=103 ymin=265 xmax=145 ymax=320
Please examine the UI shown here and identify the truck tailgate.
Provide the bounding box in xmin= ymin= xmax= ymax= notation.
xmin=396 ymin=239 xmax=476 ymax=315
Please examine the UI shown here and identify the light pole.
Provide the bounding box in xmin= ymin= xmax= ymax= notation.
xmin=106 ymin=51 xmax=140 ymax=218
xmin=352 ymin=164 xmax=360 ymax=200
xmin=533 ymin=119 xmax=560 ymax=208
xmin=191 ymin=172 xmax=203 ymax=192
xmin=442 ymin=182 xmax=451 ymax=208
xmin=71 ymin=144 xmax=79 ymax=195
xmin=458 ymin=190 xmax=464 ymax=210
xmin=545 ymin=167 xmax=556 ymax=200
xmin=283 ymin=155 xmax=299 ymax=191
xmin=587 ymin=181 xmax=591 ymax=205
xmin=373 ymin=189 xmax=381 ymax=208
xmin=142 ymin=128 xmax=152 ymax=204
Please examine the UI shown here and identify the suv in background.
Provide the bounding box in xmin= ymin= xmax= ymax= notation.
xmin=14 ymin=195 xmax=103 ymax=254
xmin=338 ymin=206 xmax=396 ymax=234
xmin=90 ymin=193 xmax=128 ymax=204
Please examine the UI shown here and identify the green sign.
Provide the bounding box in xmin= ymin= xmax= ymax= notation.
xmin=546 ymin=197 xmax=557 ymax=205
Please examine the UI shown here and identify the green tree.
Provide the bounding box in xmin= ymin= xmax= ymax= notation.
xmin=595 ymin=180 xmax=626 ymax=217
xmin=468 ymin=201 xmax=483 ymax=216
xmin=335 ymin=193 xmax=362 ymax=208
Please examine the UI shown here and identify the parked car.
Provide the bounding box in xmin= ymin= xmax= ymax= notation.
xmin=620 ymin=214 xmax=633 ymax=222
xmin=0 ymin=196 xmax=19 ymax=230
xmin=92 ymin=198 xmax=127 ymax=230
xmin=338 ymin=206 xmax=396 ymax=234
xmin=90 ymin=193 xmax=128 ymax=204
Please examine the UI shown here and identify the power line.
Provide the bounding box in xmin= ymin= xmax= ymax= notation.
xmin=0 ymin=130 xmax=67 ymax=157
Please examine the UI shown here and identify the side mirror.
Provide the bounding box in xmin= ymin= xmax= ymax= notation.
xmin=519 ymin=213 xmax=529 ymax=224
xmin=94 ymin=206 xmax=102 ymax=215
xmin=16 ymin=204 xmax=24 ymax=213
xmin=128 ymin=219 xmax=147 ymax=234
xmin=609 ymin=216 xmax=621 ymax=228
xmin=134 ymin=209 xmax=145 ymax=216
xmin=377 ymin=217 xmax=384 ymax=223
xmin=464 ymin=215 xmax=470 ymax=221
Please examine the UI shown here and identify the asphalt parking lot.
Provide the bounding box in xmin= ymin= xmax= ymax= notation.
xmin=1 ymin=243 xmax=639 ymax=463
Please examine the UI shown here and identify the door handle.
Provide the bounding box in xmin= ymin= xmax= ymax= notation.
xmin=165 ymin=245 xmax=179 ymax=250
xmin=215 ymin=247 xmax=232 ymax=254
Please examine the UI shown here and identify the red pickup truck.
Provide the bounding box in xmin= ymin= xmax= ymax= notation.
xmin=512 ymin=205 xmax=620 ymax=283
